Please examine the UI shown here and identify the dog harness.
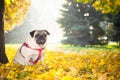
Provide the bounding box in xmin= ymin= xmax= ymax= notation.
xmin=19 ymin=42 xmax=44 ymax=64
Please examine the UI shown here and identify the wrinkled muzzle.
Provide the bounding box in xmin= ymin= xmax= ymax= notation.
xmin=36 ymin=35 xmax=46 ymax=45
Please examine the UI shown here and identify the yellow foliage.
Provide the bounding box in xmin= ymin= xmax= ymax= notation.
xmin=4 ymin=0 xmax=31 ymax=32
xmin=0 ymin=45 xmax=120 ymax=80
xmin=93 ymin=0 xmax=120 ymax=14
xmin=77 ymin=0 xmax=120 ymax=14
xmin=5 ymin=0 xmax=11 ymax=5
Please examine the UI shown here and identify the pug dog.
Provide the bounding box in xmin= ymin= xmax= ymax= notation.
xmin=14 ymin=30 xmax=50 ymax=66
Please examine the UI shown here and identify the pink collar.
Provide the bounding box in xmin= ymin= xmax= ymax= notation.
xmin=19 ymin=42 xmax=44 ymax=64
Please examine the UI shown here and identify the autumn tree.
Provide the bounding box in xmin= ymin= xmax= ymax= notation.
xmin=4 ymin=0 xmax=31 ymax=32
xmin=0 ymin=0 xmax=31 ymax=64
xmin=77 ymin=0 xmax=120 ymax=14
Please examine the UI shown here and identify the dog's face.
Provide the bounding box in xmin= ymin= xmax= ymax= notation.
xmin=30 ymin=30 xmax=50 ymax=45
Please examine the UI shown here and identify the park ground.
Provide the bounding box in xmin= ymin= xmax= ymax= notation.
xmin=0 ymin=43 xmax=120 ymax=80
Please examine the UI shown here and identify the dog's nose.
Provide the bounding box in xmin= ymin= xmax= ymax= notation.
xmin=36 ymin=38 xmax=45 ymax=44
xmin=39 ymin=35 xmax=43 ymax=38
xmin=39 ymin=35 xmax=45 ymax=39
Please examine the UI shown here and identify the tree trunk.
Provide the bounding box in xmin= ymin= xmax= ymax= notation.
xmin=0 ymin=0 xmax=9 ymax=64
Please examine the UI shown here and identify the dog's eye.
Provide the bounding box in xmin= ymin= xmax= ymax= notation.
xmin=43 ymin=34 xmax=46 ymax=37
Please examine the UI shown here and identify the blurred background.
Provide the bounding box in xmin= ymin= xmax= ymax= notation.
xmin=5 ymin=0 xmax=120 ymax=47
xmin=5 ymin=0 xmax=64 ymax=44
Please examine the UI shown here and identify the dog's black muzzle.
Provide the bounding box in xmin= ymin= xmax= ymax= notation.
xmin=36 ymin=35 xmax=46 ymax=45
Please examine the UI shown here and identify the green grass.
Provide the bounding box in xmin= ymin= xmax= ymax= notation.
xmin=5 ymin=42 xmax=120 ymax=53
xmin=58 ymin=42 xmax=120 ymax=53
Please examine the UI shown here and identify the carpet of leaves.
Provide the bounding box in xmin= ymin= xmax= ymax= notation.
xmin=0 ymin=45 xmax=120 ymax=80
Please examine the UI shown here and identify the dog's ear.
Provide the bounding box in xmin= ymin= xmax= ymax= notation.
xmin=44 ymin=30 xmax=50 ymax=35
xmin=30 ymin=30 xmax=36 ymax=37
